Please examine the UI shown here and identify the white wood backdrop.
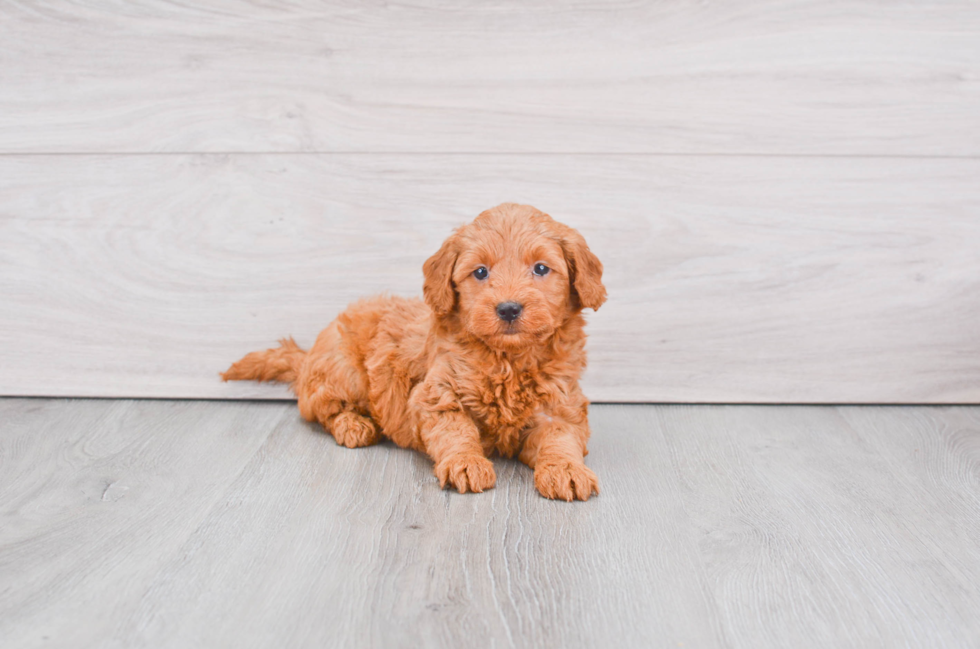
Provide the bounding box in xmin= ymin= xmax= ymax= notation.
xmin=1 ymin=1 xmax=978 ymax=402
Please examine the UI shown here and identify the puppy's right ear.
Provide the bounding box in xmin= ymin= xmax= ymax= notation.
xmin=422 ymin=233 xmax=458 ymax=316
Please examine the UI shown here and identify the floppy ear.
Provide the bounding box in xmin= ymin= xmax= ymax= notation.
xmin=422 ymin=233 xmax=459 ymax=316
xmin=558 ymin=224 xmax=607 ymax=311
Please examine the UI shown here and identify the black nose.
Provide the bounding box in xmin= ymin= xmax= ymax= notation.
xmin=496 ymin=302 xmax=523 ymax=323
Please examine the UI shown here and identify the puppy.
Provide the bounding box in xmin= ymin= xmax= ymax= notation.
xmin=223 ymin=203 xmax=606 ymax=501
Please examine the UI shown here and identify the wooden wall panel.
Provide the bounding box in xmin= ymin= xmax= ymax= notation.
xmin=0 ymin=1 xmax=978 ymax=155
xmin=1 ymin=154 xmax=977 ymax=402
xmin=3 ymin=1 xmax=977 ymax=402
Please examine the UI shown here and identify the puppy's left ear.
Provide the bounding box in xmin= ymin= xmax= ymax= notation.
xmin=558 ymin=224 xmax=607 ymax=311
xmin=422 ymin=233 xmax=459 ymax=316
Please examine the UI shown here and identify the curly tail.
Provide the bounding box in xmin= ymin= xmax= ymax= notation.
xmin=221 ymin=337 xmax=307 ymax=385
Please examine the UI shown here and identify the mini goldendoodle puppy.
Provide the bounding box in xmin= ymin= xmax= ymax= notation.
xmin=223 ymin=203 xmax=606 ymax=501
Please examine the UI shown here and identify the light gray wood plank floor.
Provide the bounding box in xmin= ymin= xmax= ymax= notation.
xmin=1 ymin=399 xmax=978 ymax=648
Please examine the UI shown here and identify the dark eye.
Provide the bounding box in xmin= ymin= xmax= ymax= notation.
xmin=533 ymin=263 xmax=550 ymax=276
xmin=472 ymin=266 xmax=489 ymax=280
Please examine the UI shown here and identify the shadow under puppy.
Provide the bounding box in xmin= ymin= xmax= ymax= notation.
xmin=223 ymin=203 xmax=606 ymax=501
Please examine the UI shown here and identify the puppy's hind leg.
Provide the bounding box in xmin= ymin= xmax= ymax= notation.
xmin=295 ymin=322 xmax=381 ymax=449
xmin=323 ymin=409 xmax=380 ymax=449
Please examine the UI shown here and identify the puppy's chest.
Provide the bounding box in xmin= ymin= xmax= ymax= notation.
xmin=465 ymin=368 xmax=542 ymax=455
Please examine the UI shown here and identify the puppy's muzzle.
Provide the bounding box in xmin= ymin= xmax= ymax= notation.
xmin=496 ymin=302 xmax=523 ymax=323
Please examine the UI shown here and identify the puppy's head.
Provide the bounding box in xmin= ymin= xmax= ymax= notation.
xmin=423 ymin=203 xmax=606 ymax=352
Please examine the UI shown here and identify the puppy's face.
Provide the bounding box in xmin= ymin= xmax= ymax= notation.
xmin=423 ymin=204 xmax=606 ymax=352
xmin=452 ymin=218 xmax=570 ymax=351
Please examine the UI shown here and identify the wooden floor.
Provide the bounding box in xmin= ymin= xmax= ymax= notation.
xmin=2 ymin=399 xmax=978 ymax=648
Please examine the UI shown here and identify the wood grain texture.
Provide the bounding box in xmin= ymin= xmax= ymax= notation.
xmin=0 ymin=398 xmax=290 ymax=648
xmin=1 ymin=154 xmax=978 ymax=402
xmin=2 ymin=399 xmax=979 ymax=647
xmin=657 ymin=405 xmax=980 ymax=647
xmin=1 ymin=1 xmax=978 ymax=155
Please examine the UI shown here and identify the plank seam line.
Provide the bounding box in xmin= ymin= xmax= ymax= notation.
xmin=0 ymin=151 xmax=978 ymax=160
xmin=1 ymin=396 xmax=976 ymax=407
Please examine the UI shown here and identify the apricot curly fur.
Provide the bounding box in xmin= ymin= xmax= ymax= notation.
xmin=223 ymin=203 xmax=606 ymax=500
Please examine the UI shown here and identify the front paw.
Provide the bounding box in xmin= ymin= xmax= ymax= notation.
xmin=435 ymin=454 xmax=496 ymax=494
xmin=534 ymin=460 xmax=599 ymax=501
